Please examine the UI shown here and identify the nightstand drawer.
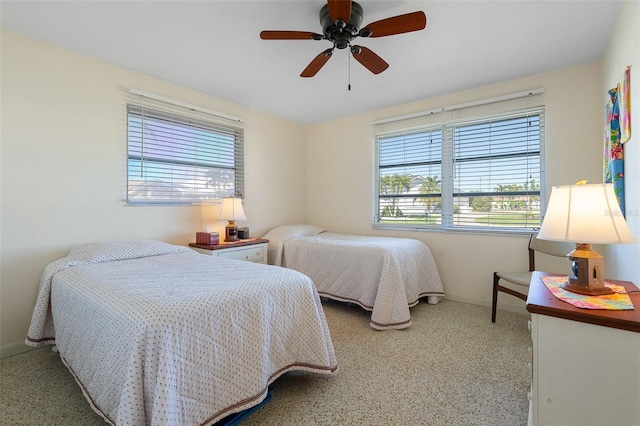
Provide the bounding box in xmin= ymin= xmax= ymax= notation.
xmin=216 ymin=246 xmax=265 ymax=262
xmin=189 ymin=240 xmax=269 ymax=264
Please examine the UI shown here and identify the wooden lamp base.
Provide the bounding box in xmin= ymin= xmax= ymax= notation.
xmin=561 ymin=281 xmax=614 ymax=296
xmin=563 ymin=243 xmax=614 ymax=296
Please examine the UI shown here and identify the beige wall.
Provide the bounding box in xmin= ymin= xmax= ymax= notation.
xmin=0 ymin=31 xmax=307 ymax=357
xmin=602 ymin=0 xmax=640 ymax=285
xmin=304 ymin=63 xmax=607 ymax=310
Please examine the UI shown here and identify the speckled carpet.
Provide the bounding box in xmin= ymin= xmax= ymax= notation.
xmin=1 ymin=299 xmax=530 ymax=425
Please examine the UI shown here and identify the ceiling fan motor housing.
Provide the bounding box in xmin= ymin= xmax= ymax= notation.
xmin=319 ymin=1 xmax=364 ymax=49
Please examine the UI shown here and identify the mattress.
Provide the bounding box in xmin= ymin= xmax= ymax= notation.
xmin=263 ymin=225 xmax=445 ymax=330
xmin=26 ymin=240 xmax=337 ymax=425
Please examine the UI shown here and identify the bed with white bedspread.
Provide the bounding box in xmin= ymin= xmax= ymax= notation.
xmin=26 ymin=240 xmax=337 ymax=426
xmin=263 ymin=225 xmax=445 ymax=330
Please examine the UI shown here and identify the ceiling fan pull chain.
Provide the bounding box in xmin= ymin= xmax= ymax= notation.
xmin=348 ymin=51 xmax=351 ymax=91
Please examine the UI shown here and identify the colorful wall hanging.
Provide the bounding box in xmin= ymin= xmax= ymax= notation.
xmin=604 ymin=66 xmax=631 ymax=216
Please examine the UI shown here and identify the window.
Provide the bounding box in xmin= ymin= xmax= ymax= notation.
xmin=127 ymin=91 xmax=244 ymax=205
xmin=377 ymin=126 xmax=444 ymax=225
xmin=374 ymin=92 xmax=544 ymax=233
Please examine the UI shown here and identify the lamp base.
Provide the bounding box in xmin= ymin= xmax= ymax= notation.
xmin=224 ymin=220 xmax=239 ymax=243
xmin=562 ymin=243 xmax=613 ymax=296
xmin=561 ymin=281 xmax=614 ymax=296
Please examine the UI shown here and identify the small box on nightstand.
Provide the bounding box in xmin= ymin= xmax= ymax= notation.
xmin=196 ymin=232 xmax=219 ymax=245
xmin=237 ymin=227 xmax=250 ymax=239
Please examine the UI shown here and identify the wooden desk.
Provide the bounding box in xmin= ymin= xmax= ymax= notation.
xmin=526 ymin=271 xmax=640 ymax=426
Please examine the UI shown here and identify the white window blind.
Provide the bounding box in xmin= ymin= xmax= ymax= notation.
xmin=374 ymin=90 xmax=545 ymax=233
xmin=126 ymin=91 xmax=245 ymax=205
xmin=375 ymin=117 xmax=444 ymax=226
xmin=447 ymin=108 xmax=544 ymax=230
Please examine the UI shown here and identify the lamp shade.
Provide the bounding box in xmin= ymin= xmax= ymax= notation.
xmin=217 ymin=197 xmax=247 ymax=221
xmin=538 ymin=183 xmax=636 ymax=244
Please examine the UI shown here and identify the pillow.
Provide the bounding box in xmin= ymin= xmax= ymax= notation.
xmin=67 ymin=240 xmax=192 ymax=264
xmin=262 ymin=225 xmax=325 ymax=241
xmin=262 ymin=225 xmax=325 ymax=266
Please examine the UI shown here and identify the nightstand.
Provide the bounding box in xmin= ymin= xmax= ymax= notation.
xmin=526 ymin=271 xmax=640 ymax=426
xmin=189 ymin=238 xmax=269 ymax=264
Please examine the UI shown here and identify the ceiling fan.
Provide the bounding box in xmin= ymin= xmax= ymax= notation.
xmin=260 ymin=0 xmax=427 ymax=78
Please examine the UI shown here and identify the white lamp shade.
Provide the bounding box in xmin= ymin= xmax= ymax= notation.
xmin=538 ymin=183 xmax=636 ymax=244
xmin=217 ymin=197 xmax=247 ymax=221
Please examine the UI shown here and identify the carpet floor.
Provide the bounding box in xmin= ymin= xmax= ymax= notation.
xmin=1 ymin=299 xmax=531 ymax=425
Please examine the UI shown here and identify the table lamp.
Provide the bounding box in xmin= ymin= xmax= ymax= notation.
xmin=537 ymin=182 xmax=636 ymax=295
xmin=218 ymin=197 xmax=247 ymax=242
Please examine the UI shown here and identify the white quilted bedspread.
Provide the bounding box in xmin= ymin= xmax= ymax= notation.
xmin=264 ymin=226 xmax=445 ymax=330
xmin=26 ymin=240 xmax=337 ymax=425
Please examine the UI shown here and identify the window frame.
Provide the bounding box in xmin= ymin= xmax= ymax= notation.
xmin=126 ymin=93 xmax=245 ymax=206
xmin=373 ymin=104 xmax=545 ymax=235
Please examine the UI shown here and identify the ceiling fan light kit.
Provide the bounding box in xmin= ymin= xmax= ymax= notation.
xmin=260 ymin=1 xmax=427 ymax=78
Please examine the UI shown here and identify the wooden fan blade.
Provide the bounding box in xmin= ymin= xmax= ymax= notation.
xmin=301 ymin=49 xmax=333 ymax=77
xmin=362 ymin=11 xmax=427 ymax=38
xmin=351 ymin=46 xmax=389 ymax=75
xmin=327 ymin=0 xmax=351 ymax=23
xmin=260 ymin=31 xmax=323 ymax=40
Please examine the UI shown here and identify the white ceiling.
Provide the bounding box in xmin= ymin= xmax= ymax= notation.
xmin=1 ymin=0 xmax=622 ymax=125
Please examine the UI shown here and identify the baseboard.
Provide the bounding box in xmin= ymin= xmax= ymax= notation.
xmin=443 ymin=294 xmax=530 ymax=316
xmin=0 ymin=341 xmax=41 ymax=359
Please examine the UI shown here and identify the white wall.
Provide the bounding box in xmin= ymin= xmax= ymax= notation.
xmin=304 ymin=63 xmax=609 ymax=310
xmin=602 ymin=0 xmax=640 ymax=285
xmin=0 ymin=30 xmax=307 ymax=357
